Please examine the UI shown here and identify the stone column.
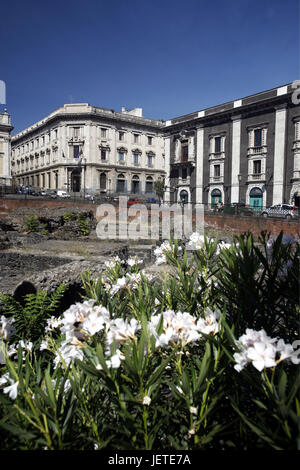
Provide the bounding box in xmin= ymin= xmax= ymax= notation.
xmin=195 ymin=125 xmax=204 ymax=204
xmin=164 ymin=136 xmax=171 ymax=202
xmin=231 ymin=115 xmax=242 ymax=203
xmin=272 ymin=104 xmax=287 ymax=205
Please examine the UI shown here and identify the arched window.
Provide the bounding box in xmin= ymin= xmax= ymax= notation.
xmin=131 ymin=175 xmax=140 ymax=194
xmin=211 ymin=188 xmax=222 ymax=206
xmin=116 ymin=174 xmax=126 ymax=193
xmin=249 ymin=187 xmax=263 ymax=211
xmin=100 ymin=172 xmax=107 ymax=190
xmin=145 ymin=176 xmax=154 ymax=193
xmin=180 ymin=190 xmax=189 ymax=204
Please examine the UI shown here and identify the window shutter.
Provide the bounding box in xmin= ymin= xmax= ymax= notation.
xmin=221 ymin=136 xmax=225 ymax=152
xmin=295 ymin=121 xmax=300 ymax=141
xmin=249 ymin=130 xmax=254 ymax=148
xmin=262 ymin=128 xmax=267 ymax=146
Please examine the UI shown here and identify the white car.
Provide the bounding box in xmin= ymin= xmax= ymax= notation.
xmin=57 ymin=190 xmax=70 ymax=198
xmin=260 ymin=204 xmax=298 ymax=219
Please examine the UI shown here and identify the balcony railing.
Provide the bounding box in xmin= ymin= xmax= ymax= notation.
xmin=248 ymin=173 xmax=266 ymax=181
xmin=209 ymin=152 xmax=225 ymax=160
xmin=248 ymin=146 xmax=267 ymax=155
xmin=209 ymin=176 xmax=224 ymax=183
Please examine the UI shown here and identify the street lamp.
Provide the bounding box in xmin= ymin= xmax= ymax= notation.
xmin=82 ymin=157 xmax=87 ymax=200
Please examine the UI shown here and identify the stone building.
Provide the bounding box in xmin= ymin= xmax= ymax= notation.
xmin=0 ymin=108 xmax=13 ymax=188
xmin=163 ymin=83 xmax=300 ymax=210
xmin=11 ymin=104 xmax=166 ymax=197
xmin=10 ymin=83 xmax=300 ymax=209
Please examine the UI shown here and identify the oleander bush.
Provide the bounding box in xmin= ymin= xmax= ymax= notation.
xmin=0 ymin=231 xmax=299 ymax=450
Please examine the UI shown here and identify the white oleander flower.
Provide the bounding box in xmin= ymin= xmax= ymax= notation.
xmin=40 ymin=338 xmax=50 ymax=351
xmin=3 ymin=381 xmax=19 ymax=400
xmin=143 ymin=395 xmax=151 ymax=406
xmin=197 ymin=308 xmax=220 ymax=335
xmin=0 ymin=315 xmax=16 ymax=341
xmin=104 ymin=256 xmax=122 ymax=269
xmin=0 ymin=374 xmax=19 ymax=400
xmin=110 ymin=277 xmax=127 ymax=295
xmin=106 ymin=318 xmax=140 ymax=347
xmin=246 ymin=342 xmax=277 ymax=372
xmin=54 ymin=340 xmax=85 ymax=368
xmin=187 ymin=232 xmax=205 ymax=250
xmin=127 ymin=257 xmax=143 ymax=267
xmin=106 ymin=349 xmax=125 ymax=369
xmin=233 ymin=328 xmax=299 ymax=372
xmin=149 ymin=310 xmax=202 ymax=348
xmin=154 ymin=240 xmax=181 ymax=265
xmin=45 ymin=316 xmax=63 ymax=333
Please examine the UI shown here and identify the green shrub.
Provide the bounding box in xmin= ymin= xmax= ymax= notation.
xmin=63 ymin=212 xmax=77 ymax=222
xmin=0 ymin=231 xmax=298 ymax=450
xmin=24 ymin=215 xmax=39 ymax=233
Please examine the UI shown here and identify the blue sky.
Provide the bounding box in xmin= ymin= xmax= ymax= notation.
xmin=0 ymin=0 xmax=299 ymax=134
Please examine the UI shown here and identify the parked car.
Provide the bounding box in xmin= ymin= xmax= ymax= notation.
xmin=47 ymin=190 xmax=57 ymax=198
xmin=219 ymin=203 xmax=253 ymax=216
xmin=146 ymin=197 xmax=158 ymax=204
xmin=57 ymin=190 xmax=70 ymax=198
xmin=30 ymin=189 xmax=41 ymax=196
xmin=40 ymin=190 xmax=47 ymax=196
xmin=84 ymin=193 xmax=95 ymax=201
xmin=127 ymin=197 xmax=144 ymax=206
xmin=260 ymin=204 xmax=298 ymax=219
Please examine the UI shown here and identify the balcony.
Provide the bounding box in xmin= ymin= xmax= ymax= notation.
xmin=248 ymin=173 xmax=266 ymax=182
xmin=209 ymin=176 xmax=224 ymax=184
xmin=291 ymin=170 xmax=300 ymax=181
xmin=248 ymin=146 xmax=267 ymax=156
xmin=209 ymin=151 xmax=225 ymax=161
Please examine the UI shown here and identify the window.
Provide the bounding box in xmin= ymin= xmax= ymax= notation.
xmin=148 ymin=136 xmax=153 ymax=145
xmin=133 ymin=153 xmax=139 ymax=166
xmin=133 ymin=134 xmax=139 ymax=144
xmin=100 ymin=172 xmax=107 ymax=190
xmin=73 ymin=127 xmax=80 ymax=137
xmin=182 ymin=168 xmax=187 ymax=180
xmin=253 ymin=160 xmax=261 ymax=174
xmin=254 ymin=129 xmax=262 ymax=147
xmin=101 ymin=150 xmax=106 ymax=161
xmin=146 ymin=176 xmax=154 ymax=193
xmin=181 ymin=144 xmax=188 ymax=162
xmin=101 ymin=128 xmax=107 ymax=138
xmin=118 ymin=152 xmax=125 ymax=162
xmin=73 ymin=145 xmax=80 ymax=158
xmin=119 ymin=131 xmax=124 ymax=141
xmin=295 ymin=121 xmax=300 ymax=141
xmin=53 ymin=129 xmax=58 ymax=140
xmin=214 ymin=164 xmax=221 ymax=177
xmin=147 ymin=155 xmax=153 ymax=167
xmin=131 ymin=175 xmax=140 ymax=194
xmin=215 ymin=136 xmax=221 ymax=153
xmin=116 ymin=174 xmax=126 ymax=193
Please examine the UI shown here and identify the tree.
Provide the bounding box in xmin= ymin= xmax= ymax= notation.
xmin=154 ymin=179 xmax=165 ymax=203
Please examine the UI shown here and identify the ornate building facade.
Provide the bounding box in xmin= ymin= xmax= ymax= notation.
xmin=0 ymin=108 xmax=13 ymax=187
xmin=9 ymin=83 xmax=300 ymax=208
xmin=11 ymin=104 xmax=166 ymax=197
xmin=163 ymin=83 xmax=300 ymax=209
